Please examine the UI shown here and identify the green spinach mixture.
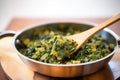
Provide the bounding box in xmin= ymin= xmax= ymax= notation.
xmin=19 ymin=25 xmax=114 ymax=64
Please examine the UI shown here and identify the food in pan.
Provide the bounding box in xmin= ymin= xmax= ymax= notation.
xmin=19 ymin=25 xmax=114 ymax=64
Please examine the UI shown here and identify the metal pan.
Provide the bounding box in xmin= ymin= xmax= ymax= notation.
xmin=0 ymin=21 xmax=120 ymax=78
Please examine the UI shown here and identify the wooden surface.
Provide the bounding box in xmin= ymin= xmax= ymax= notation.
xmin=0 ymin=18 xmax=120 ymax=80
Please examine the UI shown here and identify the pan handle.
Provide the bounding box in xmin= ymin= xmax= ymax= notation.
xmin=118 ymin=37 xmax=120 ymax=48
xmin=0 ymin=31 xmax=16 ymax=39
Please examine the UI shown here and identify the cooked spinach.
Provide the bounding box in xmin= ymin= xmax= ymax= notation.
xmin=19 ymin=25 xmax=114 ymax=64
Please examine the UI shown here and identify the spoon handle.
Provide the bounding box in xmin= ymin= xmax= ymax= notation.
xmin=86 ymin=13 xmax=120 ymax=38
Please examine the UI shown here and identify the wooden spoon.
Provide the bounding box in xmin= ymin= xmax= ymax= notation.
xmin=65 ymin=13 xmax=120 ymax=53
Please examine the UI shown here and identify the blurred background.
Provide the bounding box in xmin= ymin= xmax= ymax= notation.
xmin=0 ymin=0 xmax=120 ymax=31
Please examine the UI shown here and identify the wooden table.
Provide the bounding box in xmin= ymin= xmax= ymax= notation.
xmin=0 ymin=18 xmax=120 ymax=80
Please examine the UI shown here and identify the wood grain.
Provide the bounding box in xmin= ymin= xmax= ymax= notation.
xmin=0 ymin=18 xmax=120 ymax=80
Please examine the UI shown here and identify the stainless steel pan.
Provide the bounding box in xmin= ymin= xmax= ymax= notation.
xmin=0 ymin=21 xmax=120 ymax=78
